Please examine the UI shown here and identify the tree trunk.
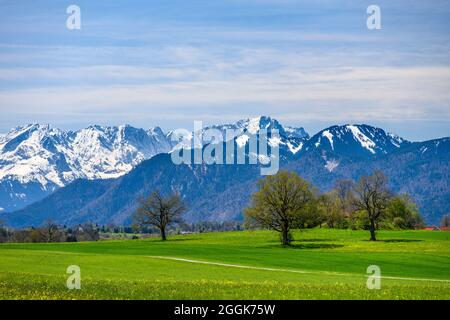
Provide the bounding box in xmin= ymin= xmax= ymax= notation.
xmin=281 ymin=228 xmax=290 ymax=246
xmin=369 ymin=220 xmax=376 ymax=241
xmin=160 ymin=227 xmax=167 ymax=241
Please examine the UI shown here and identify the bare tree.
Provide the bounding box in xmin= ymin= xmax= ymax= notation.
xmin=73 ymin=222 xmax=100 ymax=241
xmin=334 ymin=179 xmax=354 ymax=215
xmin=42 ymin=220 xmax=62 ymax=242
xmin=133 ymin=190 xmax=186 ymax=241
xmin=0 ymin=220 xmax=9 ymax=243
xmin=441 ymin=214 xmax=450 ymax=227
xmin=318 ymin=192 xmax=345 ymax=229
xmin=244 ymin=171 xmax=315 ymax=246
xmin=352 ymin=171 xmax=392 ymax=241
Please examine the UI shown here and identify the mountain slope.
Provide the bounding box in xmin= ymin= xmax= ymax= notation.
xmin=4 ymin=151 xmax=266 ymax=227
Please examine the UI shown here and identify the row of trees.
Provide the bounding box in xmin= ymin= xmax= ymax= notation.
xmin=318 ymin=176 xmax=423 ymax=234
xmin=1 ymin=170 xmax=425 ymax=244
xmin=245 ymin=171 xmax=423 ymax=245
xmin=0 ymin=221 xmax=99 ymax=243
xmin=0 ymin=218 xmax=245 ymax=243
xmin=132 ymin=170 xmax=424 ymax=244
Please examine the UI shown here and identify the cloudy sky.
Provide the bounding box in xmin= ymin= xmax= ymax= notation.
xmin=0 ymin=0 xmax=449 ymax=140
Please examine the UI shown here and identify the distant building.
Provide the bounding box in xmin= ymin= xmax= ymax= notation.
xmin=422 ymin=226 xmax=439 ymax=231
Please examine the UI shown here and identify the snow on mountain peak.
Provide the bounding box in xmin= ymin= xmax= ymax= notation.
xmin=148 ymin=126 xmax=165 ymax=136
xmin=247 ymin=117 xmax=264 ymax=134
xmin=307 ymin=124 xmax=409 ymax=156
xmin=321 ymin=130 xmax=335 ymax=150
xmin=346 ymin=125 xmax=376 ymax=154
xmin=283 ymin=126 xmax=309 ymax=139
xmin=233 ymin=116 xmax=283 ymax=135
xmin=167 ymin=116 xmax=309 ymax=154
xmin=1 ymin=118 xmax=411 ymax=213
xmin=0 ymin=117 xmax=307 ymax=183
xmin=225 ymin=116 xmax=308 ymax=152
xmin=0 ymin=124 xmax=175 ymax=195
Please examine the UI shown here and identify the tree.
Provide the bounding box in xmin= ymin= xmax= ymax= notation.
xmin=318 ymin=192 xmax=347 ymax=229
xmin=244 ymin=171 xmax=315 ymax=246
xmin=352 ymin=171 xmax=392 ymax=241
xmin=133 ymin=190 xmax=186 ymax=241
xmin=11 ymin=229 xmax=31 ymax=243
xmin=441 ymin=214 xmax=450 ymax=227
xmin=42 ymin=220 xmax=62 ymax=242
xmin=385 ymin=195 xmax=424 ymax=229
xmin=73 ymin=222 xmax=100 ymax=241
xmin=30 ymin=228 xmax=46 ymax=243
xmin=0 ymin=220 xmax=9 ymax=243
xmin=334 ymin=179 xmax=354 ymax=216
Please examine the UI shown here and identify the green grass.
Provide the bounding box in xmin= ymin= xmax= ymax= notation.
xmin=1 ymin=229 xmax=449 ymax=300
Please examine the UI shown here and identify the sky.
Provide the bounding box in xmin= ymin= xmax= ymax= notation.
xmin=0 ymin=0 xmax=449 ymax=141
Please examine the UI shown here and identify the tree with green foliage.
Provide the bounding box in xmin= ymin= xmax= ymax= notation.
xmin=385 ymin=195 xmax=424 ymax=229
xmin=352 ymin=171 xmax=392 ymax=241
xmin=133 ymin=190 xmax=186 ymax=241
xmin=244 ymin=171 xmax=315 ymax=246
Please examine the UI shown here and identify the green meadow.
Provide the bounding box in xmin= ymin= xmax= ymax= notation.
xmin=0 ymin=229 xmax=449 ymax=300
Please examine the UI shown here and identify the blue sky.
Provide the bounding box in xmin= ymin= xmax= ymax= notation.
xmin=0 ymin=0 xmax=449 ymax=140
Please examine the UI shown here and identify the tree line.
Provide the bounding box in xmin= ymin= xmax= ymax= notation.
xmin=0 ymin=221 xmax=99 ymax=243
xmin=245 ymin=170 xmax=424 ymax=245
xmin=132 ymin=170 xmax=425 ymax=244
xmin=0 ymin=218 xmax=244 ymax=243
xmin=0 ymin=170 xmax=434 ymax=245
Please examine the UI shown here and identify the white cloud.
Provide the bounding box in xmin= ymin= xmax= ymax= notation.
xmin=1 ymin=61 xmax=449 ymax=124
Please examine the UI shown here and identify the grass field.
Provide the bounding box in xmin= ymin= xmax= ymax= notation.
xmin=0 ymin=229 xmax=449 ymax=300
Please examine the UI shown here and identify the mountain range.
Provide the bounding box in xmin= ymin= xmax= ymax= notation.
xmin=0 ymin=124 xmax=174 ymax=212
xmin=1 ymin=116 xmax=448 ymax=227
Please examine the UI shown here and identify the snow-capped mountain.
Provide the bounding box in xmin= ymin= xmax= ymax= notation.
xmin=304 ymin=124 xmax=410 ymax=157
xmin=0 ymin=118 xmax=410 ymax=213
xmin=298 ymin=124 xmax=410 ymax=173
xmin=6 ymin=136 xmax=448 ymax=227
xmin=0 ymin=124 xmax=174 ymax=211
xmin=225 ymin=116 xmax=309 ymax=154
xmin=3 ymin=118 xmax=449 ymax=226
xmin=0 ymin=117 xmax=309 ymax=212
xmin=168 ymin=116 xmax=309 ymax=154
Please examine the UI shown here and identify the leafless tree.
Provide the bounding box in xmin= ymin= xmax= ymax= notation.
xmin=352 ymin=171 xmax=392 ymax=241
xmin=441 ymin=214 xmax=450 ymax=227
xmin=133 ymin=190 xmax=186 ymax=241
xmin=318 ymin=192 xmax=344 ymax=229
xmin=42 ymin=220 xmax=62 ymax=242
xmin=334 ymin=179 xmax=354 ymax=215
xmin=0 ymin=220 xmax=9 ymax=243
xmin=74 ymin=222 xmax=99 ymax=241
